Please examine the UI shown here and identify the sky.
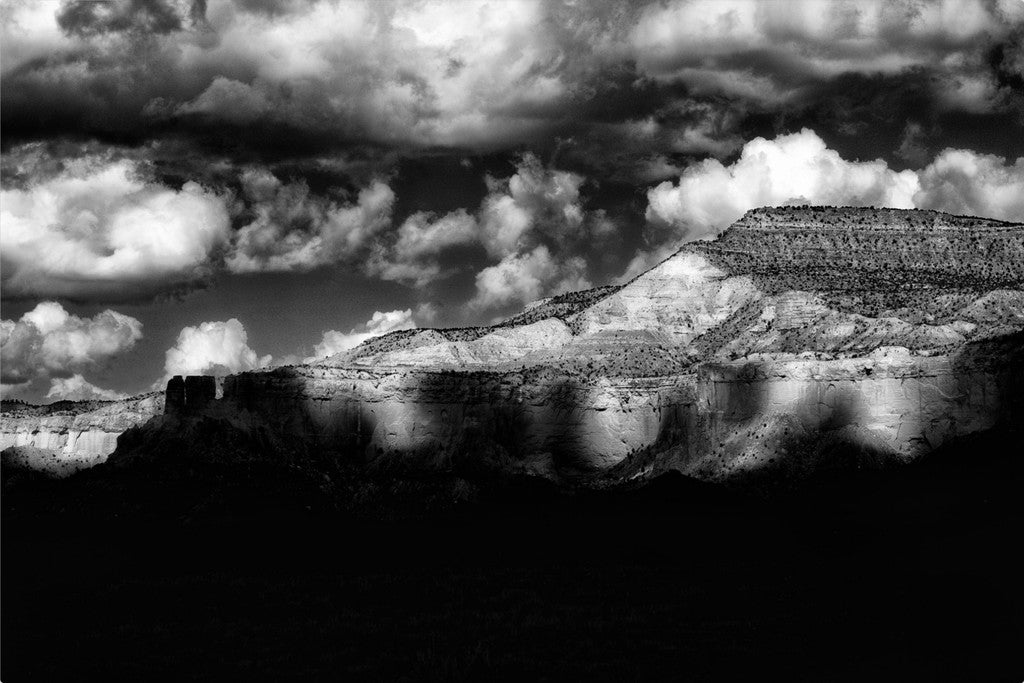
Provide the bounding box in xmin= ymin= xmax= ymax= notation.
xmin=2 ymin=0 xmax=1024 ymax=403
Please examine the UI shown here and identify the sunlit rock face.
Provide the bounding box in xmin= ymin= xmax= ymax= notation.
xmin=0 ymin=394 xmax=164 ymax=477
xmin=18 ymin=206 xmax=1021 ymax=485
xmin=574 ymin=252 xmax=760 ymax=343
xmin=678 ymin=348 xmax=1018 ymax=483
xmin=120 ymin=206 xmax=1016 ymax=484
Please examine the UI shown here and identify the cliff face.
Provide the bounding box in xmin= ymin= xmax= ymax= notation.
xmin=206 ymin=366 xmax=695 ymax=473
xmin=1 ymin=393 xmax=164 ymax=477
xmin=193 ymin=330 xmax=1015 ymax=482
xmin=13 ymin=207 xmax=1023 ymax=485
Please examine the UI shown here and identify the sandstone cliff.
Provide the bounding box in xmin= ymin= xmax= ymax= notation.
xmin=12 ymin=207 xmax=1023 ymax=486
xmin=0 ymin=393 xmax=164 ymax=477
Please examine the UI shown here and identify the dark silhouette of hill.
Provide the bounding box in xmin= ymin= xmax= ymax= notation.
xmin=3 ymin=425 xmax=1022 ymax=682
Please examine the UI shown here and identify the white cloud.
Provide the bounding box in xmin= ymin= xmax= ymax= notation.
xmin=364 ymin=154 xmax=607 ymax=310
xmin=308 ymin=309 xmax=416 ymax=361
xmin=0 ymin=151 xmax=231 ymax=300
xmin=0 ymin=1 xmax=75 ymax=74
xmin=392 ymin=209 xmax=478 ymax=262
xmin=226 ymin=173 xmax=395 ymax=273
xmin=645 ymin=128 xmax=921 ymax=241
xmin=367 ymin=209 xmax=478 ymax=286
xmin=915 ymin=149 xmax=1024 ymax=222
xmin=645 ymin=128 xmax=1024 ymax=245
xmin=5 ymin=0 xmax=1022 ymax=160
xmin=168 ymin=0 xmax=576 ymax=148
xmin=45 ymin=374 xmax=128 ymax=402
xmin=480 ymin=153 xmax=586 ymax=258
xmin=163 ymin=318 xmax=271 ymax=377
xmin=0 ymin=302 xmax=143 ymax=384
xmin=466 ymin=154 xmax=604 ymax=311
xmin=471 ymin=245 xmax=589 ymax=311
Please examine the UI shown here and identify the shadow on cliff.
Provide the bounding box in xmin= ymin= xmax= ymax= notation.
xmin=401 ymin=369 xmax=590 ymax=478
xmin=61 ymin=367 xmax=389 ymax=515
xmin=119 ymin=367 xmax=400 ymax=466
xmin=601 ymin=360 xmax=776 ymax=483
xmin=609 ymin=358 xmax=909 ymax=490
xmin=948 ymin=331 xmax=1024 ymax=428
xmin=722 ymin=333 xmax=1024 ymax=491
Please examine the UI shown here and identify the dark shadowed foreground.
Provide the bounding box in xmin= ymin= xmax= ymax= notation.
xmin=3 ymin=430 xmax=1023 ymax=682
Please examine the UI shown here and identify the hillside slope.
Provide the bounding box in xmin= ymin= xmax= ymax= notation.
xmin=8 ymin=206 xmax=1023 ymax=485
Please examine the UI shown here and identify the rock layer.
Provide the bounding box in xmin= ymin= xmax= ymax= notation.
xmin=123 ymin=207 xmax=1023 ymax=484
xmin=1 ymin=394 xmax=164 ymax=477
xmin=8 ymin=207 xmax=1023 ymax=485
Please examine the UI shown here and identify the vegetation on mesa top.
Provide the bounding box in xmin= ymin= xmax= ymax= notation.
xmin=1 ymin=392 xmax=163 ymax=415
xmin=691 ymin=205 xmax=1024 ymax=293
xmin=736 ymin=205 xmax=1022 ymax=228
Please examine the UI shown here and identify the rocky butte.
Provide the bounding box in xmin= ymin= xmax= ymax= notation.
xmin=4 ymin=207 xmax=1024 ymax=486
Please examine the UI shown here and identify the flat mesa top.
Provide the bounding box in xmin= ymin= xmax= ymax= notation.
xmin=733 ymin=206 xmax=1024 ymax=231
xmin=683 ymin=207 xmax=1024 ymax=293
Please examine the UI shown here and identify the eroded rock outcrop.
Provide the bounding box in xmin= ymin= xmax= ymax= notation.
xmin=17 ymin=206 xmax=1024 ymax=486
xmin=165 ymin=375 xmax=217 ymax=415
xmin=1 ymin=393 xmax=164 ymax=477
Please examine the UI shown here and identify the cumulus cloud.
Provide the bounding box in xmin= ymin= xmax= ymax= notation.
xmin=3 ymin=0 xmax=610 ymax=150
xmin=465 ymin=154 xmax=609 ymax=310
xmin=45 ymin=374 xmax=129 ymax=402
xmin=471 ymin=245 xmax=589 ymax=311
xmin=915 ymin=149 xmax=1024 ymax=222
xmin=0 ymin=302 xmax=143 ymax=384
xmin=3 ymin=0 xmax=1022 ymax=170
xmin=0 ymin=148 xmax=231 ymax=301
xmin=4 ymin=1 xmax=1022 ymax=332
xmin=646 ymin=129 xmax=920 ymax=240
xmin=645 ymin=128 xmax=1024 ymax=245
xmin=225 ymin=169 xmax=395 ymax=273
xmin=366 ymin=153 xmax=611 ymax=309
xmin=366 ymin=209 xmax=478 ymax=286
xmin=479 ymin=153 xmax=587 ymax=257
xmin=307 ymin=309 xmax=416 ymax=361
xmin=163 ymin=318 xmax=271 ymax=377
xmin=0 ymin=147 xmax=400 ymax=294
xmin=645 ymin=129 xmax=919 ymax=241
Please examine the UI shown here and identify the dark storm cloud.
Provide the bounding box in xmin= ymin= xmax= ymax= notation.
xmin=987 ymin=29 xmax=1024 ymax=95
xmin=0 ymin=1 xmax=650 ymax=158
xmin=5 ymin=0 xmax=1023 ymax=170
xmin=3 ymin=0 xmax=1024 ymax=312
xmin=56 ymin=0 xmax=200 ymax=36
xmin=4 ymin=0 xmax=1024 ymax=403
